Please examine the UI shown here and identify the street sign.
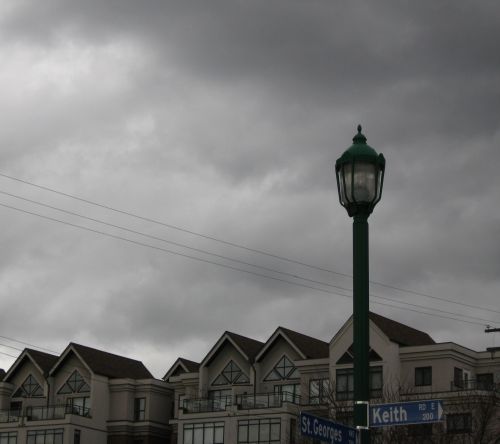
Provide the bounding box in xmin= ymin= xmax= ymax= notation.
xmin=370 ymin=400 xmax=444 ymax=428
xmin=300 ymin=411 xmax=357 ymax=444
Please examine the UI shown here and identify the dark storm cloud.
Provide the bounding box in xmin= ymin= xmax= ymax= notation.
xmin=0 ymin=0 xmax=499 ymax=376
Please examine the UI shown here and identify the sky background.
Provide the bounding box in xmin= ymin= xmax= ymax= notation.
xmin=0 ymin=0 xmax=499 ymax=378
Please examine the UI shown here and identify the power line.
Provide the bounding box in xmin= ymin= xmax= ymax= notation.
xmin=0 ymin=189 xmax=353 ymax=294
xmin=0 ymin=171 xmax=497 ymax=317
xmin=0 ymin=190 xmax=498 ymax=326
xmin=0 ymin=350 xmax=18 ymax=359
xmin=0 ymin=202 xmax=495 ymax=329
xmin=0 ymin=334 xmax=58 ymax=354
xmin=0 ymin=343 xmax=23 ymax=352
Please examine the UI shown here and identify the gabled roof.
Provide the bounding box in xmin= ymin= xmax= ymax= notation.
xmin=201 ymin=332 xmax=264 ymax=367
xmin=369 ymin=312 xmax=435 ymax=347
xmin=3 ymin=349 xmax=59 ymax=382
xmin=225 ymin=332 xmax=264 ymax=362
xmin=26 ymin=349 xmax=59 ymax=375
xmin=50 ymin=343 xmax=153 ymax=380
xmin=163 ymin=357 xmax=200 ymax=381
xmin=256 ymin=326 xmax=329 ymax=362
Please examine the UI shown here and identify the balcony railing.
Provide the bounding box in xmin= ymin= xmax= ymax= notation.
xmin=26 ymin=405 xmax=66 ymax=421
xmin=450 ymin=379 xmax=499 ymax=392
xmin=0 ymin=409 xmax=21 ymax=423
xmin=183 ymin=396 xmax=231 ymax=413
xmin=235 ymin=391 xmax=301 ymax=409
xmin=0 ymin=404 xmax=91 ymax=423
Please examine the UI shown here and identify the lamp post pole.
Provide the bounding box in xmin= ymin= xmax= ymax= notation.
xmin=335 ymin=126 xmax=385 ymax=444
xmin=353 ymin=213 xmax=370 ymax=442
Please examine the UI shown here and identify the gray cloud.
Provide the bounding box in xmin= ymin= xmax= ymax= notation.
xmin=0 ymin=0 xmax=499 ymax=377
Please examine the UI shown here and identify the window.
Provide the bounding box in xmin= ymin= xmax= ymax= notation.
xmin=12 ymin=375 xmax=43 ymax=398
xmin=27 ymin=429 xmax=63 ymax=444
xmin=336 ymin=368 xmax=354 ymax=400
xmin=183 ymin=422 xmax=224 ymax=444
xmin=274 ymin=384 xmax=300 ymax=403
xmin=74 ymin=430 xmax=81 ymax=444
xmin=447 ymin=413 xmax=472 ymax=434
xmin=58 ymin=370 xmax=90 ymax=394
xmin=454 ymin=367 xmax=463 ymax=388
xmin=264 ymin=356 xmax=299 ymax=382
xmin=415 ymin=367 xmax=432 ymax=386
xmin=212 ymin=361 xmax=249 ymax=386
xmin=369 ymin=366 xmax=383 ymax=398
xmin=336 ymin=367 xmax=382 ymax=400
xmin=309 ymin=378 xmax=330 ymax=404
xmin=0 ymin=432 xmax=17 ymax=444
xmin=66 ymin=397 xmax=91 ymax=416
xmin=477 ymin=373 xmax=494 ymax=390
xmin=208 ymin=389 xmax=232 ymax=409
xmin=134 ymin=398 xmax=146 ymax=421
xmin=238 ymin=418 xmax=280 ymax=444
xmin=9 ymin=401 xmax=22 ymax=412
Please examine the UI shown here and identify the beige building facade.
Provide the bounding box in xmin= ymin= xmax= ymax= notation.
xmin=165 ymin=313 xmax=500 ymax=444
xmin=0 ymin=343 xmax=173 ymax=444
xmin=1 ymin=312 xmax=499 ymax=443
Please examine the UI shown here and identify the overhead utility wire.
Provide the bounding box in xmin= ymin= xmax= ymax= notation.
xmin=0 ymin=190 xmax=351 ymax=294
xmin=0 ymin=191 xmax=497 ymax=325
xmin=0 ymin=172 xmax=496 ymax=316
xmin=0 ymin=342 xmax=23 ymax=352
xmin=0 ymin=334 xmax=58 ymax=354
xmin=0 ymin=350 xmax=18 ymax=359
xmin=0 ymin=202 xmax=495 ymax=329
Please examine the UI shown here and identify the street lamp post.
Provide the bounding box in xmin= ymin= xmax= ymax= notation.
xmin=335 ymin=125 xmax=385 ymax=443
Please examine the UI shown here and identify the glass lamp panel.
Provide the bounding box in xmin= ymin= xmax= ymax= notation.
xmin=342 ymin=164 xmax=354 ymax=204
xmin=352 ymin=162 xmax=377 ymax=203
xmin=375 ymin=165 xmax=383 ymax=202
xmin=337 ymin=169 xmax=347 ymax=206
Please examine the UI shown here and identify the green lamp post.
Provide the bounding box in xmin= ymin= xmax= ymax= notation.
xmin=335 ymin=125 xmax=385 ymax=443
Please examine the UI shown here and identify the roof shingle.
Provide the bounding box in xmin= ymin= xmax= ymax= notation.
xmin=369 ymin=312 xmax=435 ymax=346
xmin=69 ymin=343 xmax=153 ymax=379
xmin=279 ymin=327 xmax=329 ymax=359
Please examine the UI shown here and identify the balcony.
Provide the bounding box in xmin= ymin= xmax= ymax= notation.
xmin=23 ymin=404 xmax=91 ymax=422
xmin=235 ymin=391 xmax=301 ymax=409
xmin=450 ymin=379 xmax=499 ymax=392
xmin=0 ymin=409 xmax=21 ymax=423
xmin=182 ymin=397 xmax=231 ymax=413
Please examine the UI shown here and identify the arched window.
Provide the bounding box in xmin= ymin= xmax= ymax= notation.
xmin=13 ymin=375 xmax=44 ymax=398
xmin=264 ymin=356 xmax=299 ymax=381
xmin=57 ymin=370 xmax=90 ymax=394
xmin=212 ymin=361 xmax=249 ymax=386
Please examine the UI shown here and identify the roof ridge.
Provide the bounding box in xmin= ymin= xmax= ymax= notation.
xmin=279 ymin=326 xmax=329 ymax=344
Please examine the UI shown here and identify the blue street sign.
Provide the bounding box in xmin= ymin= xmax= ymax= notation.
xmin=300 ymin=411 xmax=357 ymax=444
xmin=370 ymin=400 xmax=444 ymax=427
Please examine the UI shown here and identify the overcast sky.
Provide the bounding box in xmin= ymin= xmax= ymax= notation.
xmin=0 ymin=0 xmax=499 ymax=378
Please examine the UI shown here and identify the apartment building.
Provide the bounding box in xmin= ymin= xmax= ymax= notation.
xmin=0 ymin=343 xmax=173 ymax=444
xmin=164 ymin=312 xmax=500 ymax=443
xmin=1 ymin=312 xmax=499 ymax=443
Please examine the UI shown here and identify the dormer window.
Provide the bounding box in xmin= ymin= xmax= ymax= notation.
xmin=264 ymin=356 xmax=299 ymax=381
xmin=13 ymin=375 xmax=44 ymax=398
xmin=57 ymin=370 xmax=90 ymax=394
xmin=212 ymin=361 xmax=249 ymax=386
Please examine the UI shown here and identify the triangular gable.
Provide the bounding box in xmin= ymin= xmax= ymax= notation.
xmin=4 ymin=349 xmax=58 ymax=383
xmin=330 ymin=312 xmax=434 ymax=348
xmin=200 ymin=332 xmax=262 ymax=368
xmin=255 ymin=327 xmax=307 ymax=363
xmin=49 ymin=344 xmax=94 ymax=378
xmin=163 ymin=357 xmax=200 ymax=381
xmin=336 ymin=344 xmax=382 ymax=364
